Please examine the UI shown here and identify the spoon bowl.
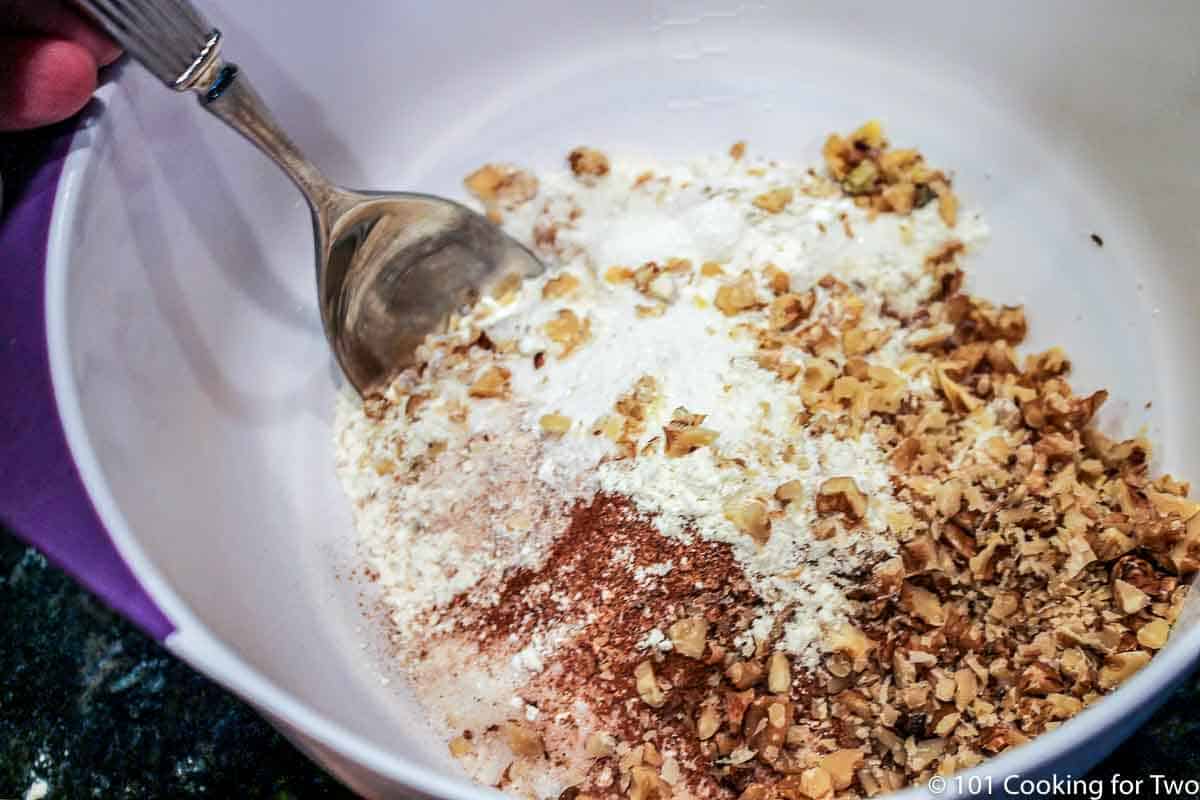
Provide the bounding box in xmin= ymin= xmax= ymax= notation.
xmin=320 ymin=192 xmax=541 ymax=395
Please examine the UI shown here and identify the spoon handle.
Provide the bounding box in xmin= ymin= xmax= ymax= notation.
xmin=74 ymin=0 xmax=345 ymax=216
xmin=196 ymin=60 xmax=344 ymax=212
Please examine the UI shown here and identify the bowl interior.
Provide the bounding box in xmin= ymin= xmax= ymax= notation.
xmin=52 ymin=0 xmax=1200 ymax=795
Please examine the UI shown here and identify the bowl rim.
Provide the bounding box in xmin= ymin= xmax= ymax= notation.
xmin=42 ymin=81 xmax=1200 ymax=800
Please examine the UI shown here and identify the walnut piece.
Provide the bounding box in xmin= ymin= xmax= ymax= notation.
xmin=822 ymin=121 xmax=958 ymax=225
xmin=775 ymin=480 xmax=805 ymax=505
xmin=828 ymin=624 xmax=874 ymax=664
xmin=668 ymin=616 xmax=709 ymax=659
xmin=468 ymin=366 xmax=511 ymax=399
xmin=635 ymin=660 xmax=667 ymax=707
xmin=542 ymin=273 xmax=581 ymax=299
xmin=726 ymin=660 xmax=764 ymax=689
xmin=663 ymin=410 xmax=720 ymax=458
xmin=799 ymin=766 xmax=833 ymax=800
xmin=723 ymin=496 xmax=771 ymax=544
xmin=1113 ymin=579 xmax=1149 ymax=615
xmin=820 ymin=749 xmax=864 ymax=792
xmin=586 ymin=731 xmax=616 ymax=758
xmin=816 ymin=477 xmax=868 ymax=520
xmin=1137 ymin=619 xmax=1170 ymax=650
xmin=715 ymin=273 xmax=762 ymax=316
xmin=769 ymin=291 xmax=816 ymax=331
xmin=543 ymin=309 xmax=591 ymax=357
xmin=1098 ymin=651 xmax=1151 ymax=689
xmin=697 ymin=705 xmax=721 ymax=740
xmin=539 ymin=413 xmax=572 ymax=436
xmin=605 ymin=266 xmax=634 ymax=283
xmin=502 ymin=721 xmax=544 ymax=758
xmin=753 ymin=187 xmax=794 ymax=214
xmin=763 ymin=264 xmax=791 ymax=294
xmin=568 ymin=146 xmax=610 ymax=179
xmin=629 ymin=765 xmax=670 ymax=800
xmin=464 ymin=163 xmax=538 ymax=210
xmin=900 ymin=582 xmax=946 ymax=626
xmin=767 ymin=651 xmax=791 ymax=693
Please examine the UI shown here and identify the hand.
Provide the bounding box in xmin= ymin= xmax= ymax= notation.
xmin=0 ymin=1 xmax=121 ymax=132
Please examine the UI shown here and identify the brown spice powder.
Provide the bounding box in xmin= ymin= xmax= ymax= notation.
xmin=425 ymin=493 xmax=767 ymax=797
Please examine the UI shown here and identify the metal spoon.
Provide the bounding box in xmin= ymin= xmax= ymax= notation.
xmin=76 ymin=0 xmax=542 ymax=397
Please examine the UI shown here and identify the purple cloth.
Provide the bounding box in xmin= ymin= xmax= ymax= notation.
xmin=0 ymin=124 xmax=173 ymax=640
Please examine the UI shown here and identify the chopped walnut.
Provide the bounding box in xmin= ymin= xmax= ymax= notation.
xmin=668 ymin=616 xmax=709 ymax=659
xmin=989 ymin=592 xmax=1019 ymax=620
xmin=816 ymin=477 xmax=868 ymax=520
xmin=1113 ymin=579 xmax=1149 ymax=615
xmin=828 ymin=624 xmax=875 ymax=665
xmin=468 ymin=366 xmax=511 ymax=399
xmin=1137 ymin=619 xmax=1170 ymax=650
xmin=697 ymin=704 xmax=722 ymax=740
xmin=935 ymin=363 xmax=981 ymax=412
xmin=823 ymin=121 xmax=957 ymax=225
xmin=663 ymin=409 xmax=720 ymax=457
xmin=586 ymin=731 xmax=616 ymax=758
xmin=629 ymin=765 xmax=670 ymax=800
xmin=775 ymin=480 xmax=805 ymax=505
xmin=799 ymin=766 xmax=833 ymax=800
xmin=726 ymin=660 xmax=765 ymax=689
xmin=568 ymin=146 xmax=610 ymax=180
xmin=821 ymin=749 xmax=864 ymax=791
xmin=1098 ymin=651 xmax=1151 ymax=689
xmin=908 ymin=323 xmax=955 ymax=351
xmin=605 ymin=266 xmax=635 ymax=284
xmin=932 ymin=178 xmax=958 ymax=227
xmin=1019 ymin=662 xmax=1065 ymax=696
xmin=900 ymin=582 xmax=945 ymax=626
xmin=502 ymin=721 xmax=544 ymax=758
xmin=542 ymin=273 xmax=581 ymax=299
xmin=544 ymin=309 xmax=591 ymax=357
xmin=715 ymin=272 xmax=763 ymax=316
xmin=753 ymin=187 xmax=795 ymax=214
xmin=955 ymin=668 xmax=979 ymax=709
xmin=724 ymin=496 xmax=771 ymax=544
xmin=1063 ymin=535 xmax=1098 ymax=579
xmin=635 ymin=660 xmax=667 ymax=708
xmin=763 ymin=264 xmax=791 ymax=295
xmin=769 ymin=291 xmax=816 ymax=331
xmin=539 ymin=413 xmax=572 ymax=436
xmin=767 ymin=652 xmax=791 ymax=693
xmin=464 ymin=163 xmax=538 ymax=211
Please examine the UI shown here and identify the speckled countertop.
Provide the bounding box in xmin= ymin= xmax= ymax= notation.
xmin=1 ymin=527 xmax=1198 ymax=799
xmin=0 ymin=529 xmax=352 ymax=799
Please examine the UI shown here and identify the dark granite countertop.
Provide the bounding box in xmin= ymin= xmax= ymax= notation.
xmin=1 ymin=526 xmax=1198 ymax=798
xmin=0 ymin=528 xmax=353 ymax=799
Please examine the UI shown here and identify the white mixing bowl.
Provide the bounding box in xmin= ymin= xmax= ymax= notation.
xmin=3 ymin=1 xmax=1199 ymax=797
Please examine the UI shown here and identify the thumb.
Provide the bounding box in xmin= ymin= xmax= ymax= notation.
xmin=0 ymin=37 xmax=99 ymax=132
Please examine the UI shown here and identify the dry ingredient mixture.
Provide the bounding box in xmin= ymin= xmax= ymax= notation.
xmin=334 ymin=123 xmax=1200 ymax=800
